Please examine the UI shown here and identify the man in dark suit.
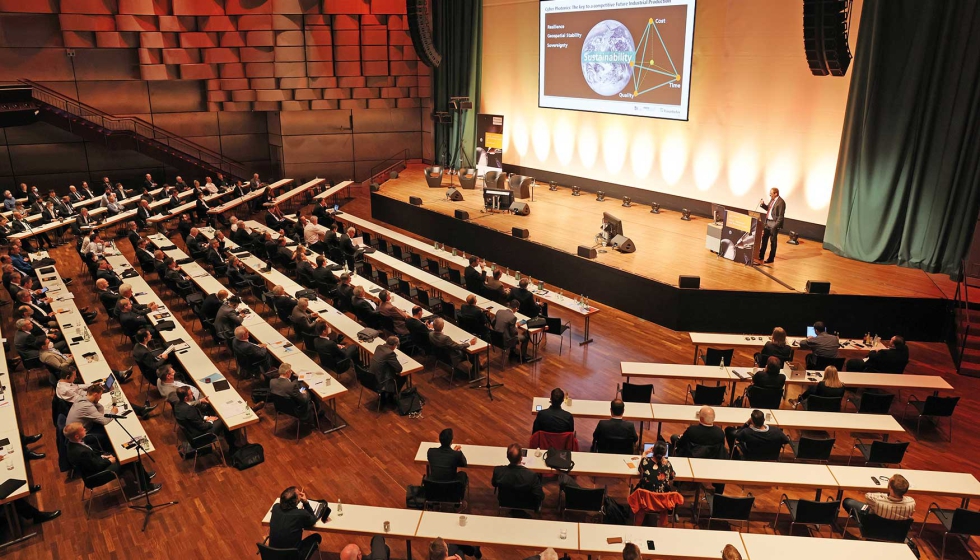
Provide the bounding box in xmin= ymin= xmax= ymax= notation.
xmin=532 ymin=388 xmax=574 ymax=434
xmin=194 ymin=191 xmax=211 ymax=223
xmin=429 ymin=318 xmax=476 ymax=378
xmin=163 ymin=258 xmax=193 ymax=291
xmin=68 ymin=185 xmax=86 ymax=202
xmin=64 ymin=421 xmax=159 ymax=495
xmin=427 ymin=428 xmax=468 ymax=486
xmin=269 ymin=363 xmax=317 ymax=423
xmin=758 ymin=187 xmax=785 ymax=264
xmin=340 ymin=227 xmax=359 ymax=270
xmin=96 ymin=278 xmax=120 ymax=312
xmin=313 ymin=322 xmax=358 ymax=372
xmin=491 ymin=443 xmax=544 ymax=506
xmin=232 ymin=326 xmax=273 ymax=375
xmin=509 ymin=278 xmax=541 ymax=318
xmin=369 ymin=336 xmax=405 ymax=394
xmin=206 ymin=238 xmax=228 ymax=276
xmin=125 ymin=221 xmax=141 ymax=248
xmin=134 ymin=238 xmax=156 ymax=270
xmin=671 ymin=406 xmax=727 ymax=459
xmin=152 ymin=250 xmax=168 ymax=278
xmin=132 ymin=330 xmax=171 ymax=376
xmin=311 ymin=255 xmax=337 ymax=287
xmin=405 ymin=306 xmax=432 ymax=348
xmin=201 ymin=289 xmax=227 ymax=322
xmin=266 ymin=204 xmax=286 ymax=230
xmin=591 ymin=399 xmax=638 ymax=452
xmin=334 ymin=274 xmax=354 ymax=307
xmin=463 ymin=256 xmax=487 ymax=295
xmin=74 ymin=208 xmax=94 ymax=237
xmin=185 ymin=228 xmax=206 ymax=255
xmin=173 ymin=176 xmax=189 ymax=192
xmin=311 ymin=198 xmax=336 ymax=229
xmin=268 ymin=486 xmax=322 ymax=556
xmin=135 ymin=199 xmax=153 ymax=229
xmin=215 ymin=296 xmax=245 ymax=340
xmin=142 ymin=173 xmax=156 ymax=192
xmin=848 ymin=335 xmax=910 ymax=373
xmin=96 ymin=260 xmax=123 ymax=289
xmin=492 ymin=299 xmax=530 ymax=361
xmin=351 ymin=286 xmax=381 ymax=327
xmin=118 ymin=298 xmax=155 ymax=338
xmin=174 ymin=386 xmax=237 ymax=447
xmin=167 ymin=187 xmax=182 ymax=210
xmin=726 ymin=409 xmax=790 ymax=460
xmin=457 ymin=294 xmax=490 ymax=339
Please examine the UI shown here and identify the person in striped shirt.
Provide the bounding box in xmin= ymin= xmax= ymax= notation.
xmin=843 ymin=474 xmax=915 ymax=522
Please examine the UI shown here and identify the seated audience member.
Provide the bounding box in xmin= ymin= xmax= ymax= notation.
xmin=671 ymin=405 xmax=726 ymax=459
xmin=290 ymin=297 xmax=319 ymax=337
xmin=65 ymin=385 xmax=118 ymax=450
xmin=842 ymin=474 xmax=915 ymax=522
xmin=751 ymin=356 xmax=786 ymax=390
xmin=351 ymin=286 xmax=380 ymax=325
xmin=232 ymin=326 xmax=273 ymax=375
xmin=796 ymin=365 xmax=846 ymax=406
xmin=163 ymin=258 xmax=193 ymax=290
xmin=201 ymin=289 xmax=227 ymax=321
xmin=156 ymin=365 xmax=201 ymax=405
xmin=725 ymin=409 xmax=790 ymax=460
xmin=492 ymin=299 xmax=530 ymax=361
xmin=847 ymin=335 xmax=910 ymax=373
xmin=509 ymin=277 xmax=542 ymax=318
xmin=377 ymin=290 xmax=409 ymax=336
xmin=39 ymin=337 xmax=74 ymax=382
xmin=269 ymin=363 xmax=318 ymax=423
xmin=532 ymin=387 xmax=574 ymax=434
xmin=758 ymin=326 xmax=794 ymax=365
xmin=463 ymin=256 xmax=487 ymax=294
xmin=269 ymin=486 xmax=323 ymax=557
xmin=174 ymin=386 xmax=238 ymax=448
xmin=457 ymin=295 xmax=490 ymax=339
xmin=340 ymin=536 xmax=389 ymax=560
xmin=119 ymin=298 xmax=155 ymax=337
xmin=132 ymin=328 xmax=170 ymax=373
xmin=55 ymin=367 xmax=89 ymax=403
xmin=631 ymin=441 xmax=679 ymax=526
xmin=427 ymin=537 xmax=480 ymax=560
xmin=799 ymin=321 xmax=839 ymax=358
xmin=491 ymin=443 xmax=544 ymax=505
xmin=428 ymin=317 xmax=477 ymax=378
xmin=369 ymin=336 xmax=405 ymax=394
xmin=64 ymin=422 xmax=160 ymax=495
xmin=215 ymin=296 xmax=245 ymax=340
xmin=118 ymin=284 xmax=157 ymax=317
xmin=313 ymin=321 xmax=358 ymax=371
xmin=427 ymin=428 xmax=468 ymax=486
xmin=591 ymin=398 xmax=638 ymax=452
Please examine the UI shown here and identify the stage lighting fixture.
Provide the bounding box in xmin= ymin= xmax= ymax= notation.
xmin=681 ymin=208 xmax=691 ymax=221
xmin=788 ymin=231 xmax=801 ymax=245
xmin=650 ymin=202 xmax=660 ymax=214
xmin=596 ymin=191 xmax=605 ymax=202
xmin=549 ymin=181 xmax=558 ymax=191
xmin=622 ymin=196 xmax=631 ymax=207
xmin=572 ymin=186 xmax=581 ymax=196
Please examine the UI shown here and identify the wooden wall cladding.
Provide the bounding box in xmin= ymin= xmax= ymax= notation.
xmin=0 ymin=1 xmax=430 ymax=113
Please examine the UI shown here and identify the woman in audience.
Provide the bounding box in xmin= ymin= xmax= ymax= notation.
xmin=796 ymin=365 xmax=845 ymax=405
xmin=757 ymin=326 xmax=794 ymax=366
xmin=630 ymin=441 xmax=680 ymax=526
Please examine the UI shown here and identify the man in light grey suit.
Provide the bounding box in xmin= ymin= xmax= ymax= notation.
xmin=758 ymin=187 xmax=786 ymax=263
xmin=492 ymin=299 xmax=530 ymax=362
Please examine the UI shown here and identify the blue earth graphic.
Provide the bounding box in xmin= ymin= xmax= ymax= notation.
xmin=581 ymin=20 xmax=635 ymax=96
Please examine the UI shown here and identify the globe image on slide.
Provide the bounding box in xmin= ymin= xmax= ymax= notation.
xmin=581 ymin=20 xmax=635 ymax=96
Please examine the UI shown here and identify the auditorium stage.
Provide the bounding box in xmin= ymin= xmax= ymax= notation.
xmin=368 ymin=164 xmax=950 ymax=340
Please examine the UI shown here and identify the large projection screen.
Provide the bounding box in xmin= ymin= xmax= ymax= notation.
xmin=539 ymin=0 xmax=697 ymax=121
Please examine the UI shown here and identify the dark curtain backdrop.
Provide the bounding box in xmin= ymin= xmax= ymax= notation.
xmin=432 ymin=0 xmax=482 ymax=170
xmin=823 ymin=0 xmax=980 ymax=278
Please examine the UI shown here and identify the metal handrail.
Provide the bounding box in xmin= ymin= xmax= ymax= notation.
xmin=953 ymin=259 xmax=971 ymax=371
xmin=20 ymin=79 xmax=248 ymax=179
xmin=365 ymin=148 xmax=410 ymax=186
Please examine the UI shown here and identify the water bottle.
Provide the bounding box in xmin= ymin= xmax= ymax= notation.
xmin=337 ymin=499 xmax=343 ymax=516
xmin=558 ymin=289 xmax=563 ymax=300
xmin=515 ymin=271 xmax=522 ymax=281
xmin=83 ymin=327 xmax=90 ymax=342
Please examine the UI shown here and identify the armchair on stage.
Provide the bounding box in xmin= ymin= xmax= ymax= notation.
xmin=459 ymin=168 xmax=478 ymax=190
xmin=483 ymin=170 xmax=506 ymax=190
xmin=424 ymin=166 xmax=445 ymax=188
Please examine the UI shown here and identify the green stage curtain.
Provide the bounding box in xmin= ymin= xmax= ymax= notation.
xmin=432 ymin=0 xmax=482 ymax=170
xmin=823 ymin=0 xmax=980 ymax=278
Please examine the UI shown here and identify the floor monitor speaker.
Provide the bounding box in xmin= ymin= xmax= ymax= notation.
xmin=509 ymin=201 xmax=530 ymax=216
xmin=409 ymin=196 xmax=423 ymax=206
xmin=610 ymin=235 xmax=635 ymax=253
xmin=454 ymin=209 xmax=470 ymax=220
xmin=578 ymin=245 xmax=597 ymax=259
xmin=806 ymin=280 xmax=831 ymax=294
xmin=512 ymin=227 xmax=529 ymax=238
xmin=679 ymin=275 xmax=701 ymax=289
xmin=447 ymin=188 xmax=463 ymax=202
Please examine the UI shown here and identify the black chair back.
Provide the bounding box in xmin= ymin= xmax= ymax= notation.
xmin=711 ymin=493 xmax=755 ymax=521
xmin=397 ymin=279 xmax=415 ymax=298
xmin=747 ymin=386 xmax=782 ymax=409
xmin=692 ymin=384 xmax=727 ymax=406
xmin=922 ymin=395 xmax=959 ymax=417
xmin=562 ymin=486 xmax=605 ymax=513
xmin=439 ymin=300 xmax=456 ymax=322
xmin=497 ymin=485 xmax=542 ymax=512
xmin=858 ymin=392 xmax=895 ymax=414
xmin=804 ymin=394 xmax=842 ymax=412
xmin=544 ymin=317 xmax=568 ymax=335
xmin=422 ymin=476 xmax=466 ymax=505
xmin=83 ymin=469 xmax=118 ymax=490
xmin=256 ymin=542 xmax=302 ymax=560
xmin=860 ymin=514 xmax=913 ymax=542
xmin=376 ymin=238 xmax=388 ymax=254
xmin=355 ymin=364 xmax=382 ymax=394
xmin=488 ymin=329 xmax=512 ymax=351
xmin=271 ymin=393 xmax=301 ymax=419
xmin=813 ymin=356 xmax=846 ymax=370
xmin=594 ymin=436 xmax=636 ymax=454
xmin=458 ymin=314 xmax=489 ymax=339
xmin=703 ymin=348 xmax=734 ymax=366
xmin=795 ymin=436 xmax=835 ymax=462
xmin=867 ymin=440 xmax=909 ymax=465
xmin=949 ymin=508 xmax=980 ymax=535
xmin=795 ymin=498 xmax=841 ymax=525
xmin=620 ymin=382 xmax=654 ymax=404
xmin=740 ymin=439 xmax=784 ymax=461
xmin=407 ymin=251 xmax=421 ymax=267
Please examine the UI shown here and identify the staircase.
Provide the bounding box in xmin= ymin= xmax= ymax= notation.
xmin=950 ymin=264 xmax=980 ymax=377
xmin=20 ymin=79 xmax=248 ymax=181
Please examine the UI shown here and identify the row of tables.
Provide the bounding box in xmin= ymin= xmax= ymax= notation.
xmin=687 ymin=332 xmax=888 ymax=364
xmin=261 ymin=500 xmax=917 ymax=560
xmin=0 ymin=324 xmax=33 ymax=547
xmin=4 ymin=187 xmax=154 ymax=224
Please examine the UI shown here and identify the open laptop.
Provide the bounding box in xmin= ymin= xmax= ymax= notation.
xmin=806 ymin=326 xmax=817 ymax=338
xmin=104 ymin=373 xmax=115 ymax=392
xmin=642 ymin=442 xmax=668 ymax=458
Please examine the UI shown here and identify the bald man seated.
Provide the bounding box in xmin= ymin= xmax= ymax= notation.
xmin=340 ymin=536 xmax=389 ymax=560
xmin=670 ymin=405 xmax=727 ymax=459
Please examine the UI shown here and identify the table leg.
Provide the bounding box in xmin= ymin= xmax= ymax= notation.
xmin=321 ymin=398 xmax=348 ymax=434
xmin=526 ymin=331 xmax=544 ymax=364
xmin=0 ymin=502 xmax=37 ymax=549
xmin=815 ymin=489 xmax=822 ymax=500
xmin=406 ymin=539 xmax=412 ymax=560
xmin=656 ymin=421 xmax=663 ymax=440
xmin=692 ymin=344 xmax=700 ymax=364
xmin=466 ymin=352 xmax=486 ymax=386
xmin=579 ymin=315 xmax=594 ymax=346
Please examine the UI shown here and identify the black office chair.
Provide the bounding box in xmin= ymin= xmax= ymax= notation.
xmin=696 ymin=492 xmax=755 ymax=532
xmin=620 ymin=382 xmax=654 ymax=404
xmin=422 ymin=476 xmax=466 ymax=512
xmin=904 ymin=395 xmax=959 ymax=441
xmin=685 ymin=384 xmax=727 ymax=406
xmin=773 ymin=495 xmax=841 ymax=537
xmin=848 ymin=439 xmax=909 ymax=466
xmin=755 ymin=351 xmax=793 ymax=367
xmin=543 ymin=316 xmax=571 ymax=356
xmin=593 ymin=435 xmax=637 ymax=455
xmin=559 ymin=486 xmax=606 ymax=522
xmin=918 ymin=504 xmax=980 ymax=559
xmin=355 ymin=364 xmax=386 ymax=412
xmin=257 ymin=540 xmax=321 ymax=560
xmin=844 ymin=511 xmax=913 ymax=543
xmin=733 ymin=438 xmax=784 ymax=462
xmin=316 ymin=349 xmax=352 ymax=377
xmin=457 ymin=314 xmax=489 ymax=342
xmin=744 ymin=385 xmax=783 ymax=409
xmin=80 ymin=468 xmax=127 ymax=518
xmin=800 ymin=394 xmax=842 ymax=412
xmin=700 ymin=348 xmax=734 ymax=367
xmin=496 ymin=484 xmax=543 ymax=516
xmin=177 ymin=426 xmax=225 ymax=471
xmin=788 ymin=436 xmax=835 ymax=463
xmin=847 ymin=391 xmax=895 ymax=414
xmin=808 ymin=355 xmax=845 ymax=371
xmin=271 ymin=393 xmax=320 ymax=440
xmin=431 ymin=345 xmax=463 ymax=389
xmin=488 ymin=329 xmax=519 ymax=368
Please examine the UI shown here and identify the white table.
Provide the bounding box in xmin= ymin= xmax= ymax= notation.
xmin=688 ymin=332 xmax=886 ymax=364
xmin=315 ymin=180 xmax=354 ymax=202
xmin=739 ymin=532 xmax=918 ymax=560
xmin=688 ymin=458 xmax=840 ymax=499
xmin=651 ymin=404 xmax=774 ymax=440
xmin=0 ymin=328 xmax=37 ymax=548
xmin=579 ymin=524 xmax=747 ymax=559
xmin=209 ymin=186 xmax=268 ymax=215
xmin=272 ymin=178 xmax=323 ymax=208
xmin=769 ymin=409 xmax=905 ymax=439
xmin=531 ymin=397 xmax=653 ymax=444
xmin=147 ymin=190 xmax=227 ymax=225
xmin=622 ymin=362 xmax=735 ymax=383
xmin=828 ymin=465 xmax=980 ymax=507
xmin=416 ymin=510 xmax=579 ymax=552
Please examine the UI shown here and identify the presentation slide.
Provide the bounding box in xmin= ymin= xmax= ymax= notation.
xmin=539 ymin=0 xmax=696 ymax=121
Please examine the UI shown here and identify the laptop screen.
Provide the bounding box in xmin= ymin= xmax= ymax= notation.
xmin=104 ymin=374 xmax=115 ymax=392
xmin=806 ymin=326 xmax=816 ymax=338
xmin=642 ymin=442 xmax=668 ymax=458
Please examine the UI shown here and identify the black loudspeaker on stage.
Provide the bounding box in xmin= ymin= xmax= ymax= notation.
xmin=509 ymin=201 xmax=530 ymax=216
xmin=455 ymin=209 xmax=470 ymax=220
xmin=803 ymin=0 xmax=851 ymax=76
xmin=610 ymin=235 xmax=635 ymax=253
xmin=512 ymin=227 xmax=529 ymax=238
xmin=806 ymin=280 xmax=831 ymax=294
xmin=409 ymin=196 xmax=423 ymax=206
xmin=578 ymin=245 xmax=597 ymax=259
xmin=447 ymin=188 xmax=464 ymax=202
xmin=406 ymin=0 xmax=442 ymax=67
xmin=679 ymin=275 xmax=701 ymax=289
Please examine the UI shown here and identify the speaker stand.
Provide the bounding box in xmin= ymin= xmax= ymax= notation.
xmin=469 ymin=347 xmax=501 ymax=400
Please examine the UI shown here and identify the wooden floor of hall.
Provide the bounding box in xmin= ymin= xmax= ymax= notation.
xmin=379 ymin=164 xmax=960 ymax=299
xmin=3 ymin=187 xmax=976 ymax=560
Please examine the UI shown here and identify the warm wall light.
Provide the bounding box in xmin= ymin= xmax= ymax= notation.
xmin=681 ymin=208 xmax=691 ymax=220
xmin=650 ymin=202 xmax=661 ymax=214
xmin=571 ymin=186 xmax=581 ymax=196
xmin=596 ymin=191 xmax=605 ymax=202
xmin=549 ymin=181 xmax=558 ymax=191
xmin=787 ymin=231 xmax=801 ymax=245
xmin=622 ymin=196 xmax=631 ymax=207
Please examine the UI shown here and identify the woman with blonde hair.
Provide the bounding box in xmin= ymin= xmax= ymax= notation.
xmin=758 ymin=326 xmax=794 ymax=366
xmin=797 ymin=365 xmax=846 ymax=407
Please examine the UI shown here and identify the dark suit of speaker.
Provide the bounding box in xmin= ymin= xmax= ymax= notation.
xmin=610 ymin=235 xmax=635 ymax=253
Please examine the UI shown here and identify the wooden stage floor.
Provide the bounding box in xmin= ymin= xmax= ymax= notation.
xmin=379 ymin=164 xmax=951 ymax=299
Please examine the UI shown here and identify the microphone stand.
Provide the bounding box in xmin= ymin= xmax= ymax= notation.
xmin=109 ymin=415 xmax=178 ymax=531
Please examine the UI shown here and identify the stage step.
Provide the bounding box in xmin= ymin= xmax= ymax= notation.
xmin=963 ymin=333 xmax=980 ymax=350
xmin=959 ymin=361 xmax=980 ymax=378
xmin=959 ymin=347 xmax=980 ymax=365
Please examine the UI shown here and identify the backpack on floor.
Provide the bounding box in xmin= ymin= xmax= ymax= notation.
xmin=602 ymin=496 xmax=632 ymax=525
xmin=397 ymin=387 xmax=424 ymax=417
xmin=230 ymin=443 xmax=264 ymax=470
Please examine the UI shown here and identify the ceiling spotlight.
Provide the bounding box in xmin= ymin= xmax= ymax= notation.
xmin=596 ymin=191 xmax=605 ymax=202
xmin=787 ymin=231 xmax=801 ymax=245
xmin=622 ymin=196 xmax=631 ymax=207
xmin=681 ymin=208 xmax=691 ymax=221
xmin=549 ymin=181 xmax=558 ymax=191
xmin=572 ymin=186 xmax=581 ymax=196
xmin=650 ymin=202 xmax=660 ymax=214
